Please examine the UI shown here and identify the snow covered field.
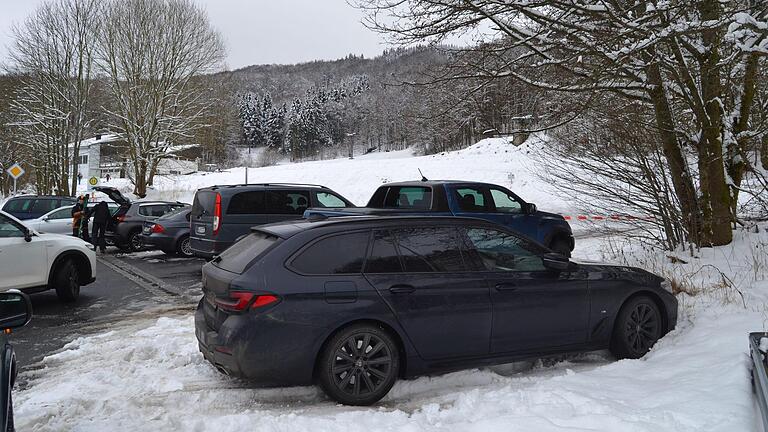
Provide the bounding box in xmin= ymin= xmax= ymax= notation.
xmin=16 ymin=137 xmax=768 ymax=431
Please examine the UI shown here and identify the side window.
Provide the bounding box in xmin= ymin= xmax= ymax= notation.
xmin=50 ymin=208 xmax=73 ymax=220
xmin=395 ymin=227 xmax=467 ymax=272
xmin=315 ymin=192 xmax=348 ymax=208
xmin=454 ymin=187 xmax=488 ymax=212
xmin=489 ymin=188 xmax=522 ymax=213
xmin=365 ymin=231 xmax=401 ymax=273
xmin=266 ymin=190 xmax=310 ymax=215
xmin=465 ymin=228 xmax=545 ymax=272
xmin=227 ymin=191 xmax=265 ymax=215
xmin=31 ymin=199 xmax=57 ymax=213
xmin=139 ymin=205 xmax=166 ymax=217
xmin=291 ymin=232 xmax=369 ymax=274
xmin=382 ymin=187 xmax=431 ymax=210
xmin=0 ymin=214 xmax=25 ymax=238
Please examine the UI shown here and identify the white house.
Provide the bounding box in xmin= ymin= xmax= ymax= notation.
xmin=71 ymin=133 xmax=201 ymax=180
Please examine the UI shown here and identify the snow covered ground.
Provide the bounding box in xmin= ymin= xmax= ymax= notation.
xmin=16 ymin=137 xmax=768 ymax=431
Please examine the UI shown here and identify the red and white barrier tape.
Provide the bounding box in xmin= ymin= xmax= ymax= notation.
xmin=563 ymin=215 xmax=656 ymax=222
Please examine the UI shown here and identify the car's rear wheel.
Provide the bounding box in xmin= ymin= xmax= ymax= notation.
xmin=317 ymin=324 xmax=400 ymax=406
xmin=610 ymin=296 xmax=662 ymax=359
xmin=127 ymin=230 xmax=143 ymax=252
xmin=53 ymin=258 xmax=80 ymax=302
xmin=176 ymin=235 xmax=193 ymax=258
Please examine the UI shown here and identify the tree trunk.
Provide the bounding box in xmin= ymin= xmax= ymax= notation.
xmin=645 ymin=61 xmax=701 ymax=244
xmin=698 ymin=0 xmax=732 ymax=246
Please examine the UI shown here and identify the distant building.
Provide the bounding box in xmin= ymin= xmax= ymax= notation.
xmin=71 ymin=133 xmax=201 ymax=179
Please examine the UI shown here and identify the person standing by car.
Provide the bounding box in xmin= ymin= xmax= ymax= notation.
xmin=90 ymin=201 xmax=110 ymax=253
xmin=80 ymin=194 xmax=92 ymax=243
xmin=71 ymin=196 xmax=85 ymax=237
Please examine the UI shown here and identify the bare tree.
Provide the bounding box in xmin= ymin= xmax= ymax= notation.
xmin=7 ymin=0 xmax=100 ymax=196
xmin=358 ymin=0 xmax=768 ymax=247
xmin=98 ymin=0 xmax=225 ymax=197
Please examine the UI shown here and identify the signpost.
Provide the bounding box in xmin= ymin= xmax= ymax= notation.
xmin=88 ymin=176 xmax=99 ymax=190
xmin=6 ymin=163 xmax=24 ymax=196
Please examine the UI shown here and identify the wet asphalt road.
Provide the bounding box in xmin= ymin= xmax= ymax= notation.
xmin=11 ymin=249 xmax=206 ymax=373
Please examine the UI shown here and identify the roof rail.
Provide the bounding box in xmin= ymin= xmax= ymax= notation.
xmin=205 ymin=183 xmax=328 ymax=189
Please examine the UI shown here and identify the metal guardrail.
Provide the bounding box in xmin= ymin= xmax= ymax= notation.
xmin=749 ymin=332 xmax=768 ymax=431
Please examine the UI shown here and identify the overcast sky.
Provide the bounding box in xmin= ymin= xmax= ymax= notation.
xmin=0 ymin=0 xmax=389 ymax=70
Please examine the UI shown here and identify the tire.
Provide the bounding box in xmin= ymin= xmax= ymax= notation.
xmin=175 ymin=235 xmax=193 ymax=258
xmin=6 ymin=392 xmax=13 ymax=432
xmin=610 ymin=296 xmax=663 ymax=359
xmin=317 ymin=323 xmax=400 ymax=406
xmin=126 ymin=230 xmax=143 ymax=252
xmin=549 ymin=238 xmax=572 ymax=257
xmin=53 ymin=258 xmax=80 ymax=302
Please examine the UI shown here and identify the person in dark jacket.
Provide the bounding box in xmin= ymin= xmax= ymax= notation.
xmin=90 ymin=201 xmax=110 ymax=253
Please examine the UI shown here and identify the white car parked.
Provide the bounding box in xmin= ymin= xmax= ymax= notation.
xmin=0 ymin=210 xmax=96 ymax=302
xmin=25 ymin=203 xmax=119 ymax=235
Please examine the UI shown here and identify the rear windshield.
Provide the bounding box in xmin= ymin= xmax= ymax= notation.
xmin=381 ymin=186 xmax=432 ymax=210
xmin=192 ymin=191 xmax=217 ymax=218
xmin=214 ymin=231 xmax=279 ymax=274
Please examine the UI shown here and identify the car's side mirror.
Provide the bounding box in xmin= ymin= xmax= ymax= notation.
xmin=41 ymin=216 xmax=49 ymax=222
xmin=542 ymin=252 xmax=571 ymax=271
xmin=523 ymin=203 xmax=537 ymax=214
xmin=0 ymin=291 xmax=32 ymax=330
xmin=23 ymin=228 xmax=32 ymax=242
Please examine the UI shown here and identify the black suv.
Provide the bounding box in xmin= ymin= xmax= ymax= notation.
xmin=1 ymin=195 xmax=77 ymax=220
xmin=195 ymin=215 xmax=677 ymax=406
xmin=189 ymin=183 xmax=354 ymax=258
xmin=93 ymin=186 xmax=188 ymax=251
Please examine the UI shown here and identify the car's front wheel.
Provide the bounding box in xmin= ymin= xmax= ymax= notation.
xmin=317 ymin=324 xmax=400 ymax=406
xmin=53 ymin=258 xmax=80 ymax=302
xmin=610 ymin=296 xmax=663 ymax=359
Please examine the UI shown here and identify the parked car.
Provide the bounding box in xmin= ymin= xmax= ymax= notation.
xmin=189 ymin=183 xmax=354 ymax=259
xmin=0 ymin=290 xmax=32 ymax=432
xmin=304 ymin=180 xmax=575 ymax=256
xmin=23 ymin=202 xmax=120 ymax=235
xmin=140 ymin=207 xmax=194 ymax=257
xmin=93 ymin=186 xmax=188 ymax=252
xmin=0 ymin=211 xmax=96 ymax=302
xmin=195 ymin=215 xmax=677 ymax=406
xmin=1 ymin=195 xmax=77 ymax=220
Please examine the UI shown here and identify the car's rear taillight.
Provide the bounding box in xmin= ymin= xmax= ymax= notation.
xmin=214 ymin=292 xmax=279 ymax=312
xmin=151 ymin=224 xmax=165 ymax=234
xmin=212 ymin=192 xmax=222 ymax=236
xmin=116 ymin=215 xmax=126 ymax=222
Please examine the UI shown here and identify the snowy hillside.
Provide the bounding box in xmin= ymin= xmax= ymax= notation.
xmin=96 ymin=135 xmax=573 ymax=215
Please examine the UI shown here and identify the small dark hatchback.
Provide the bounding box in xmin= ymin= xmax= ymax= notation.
xmin=195 ymin=216 xmax=677 ymax=406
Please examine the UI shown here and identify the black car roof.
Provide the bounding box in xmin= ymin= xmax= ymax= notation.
xmin=6 ymin=195 xmax=75 ymax=200
xmin=255 ymin=215 xmax=499 ymax=239
xmin=198 ymin=183 xmax=330 ymax=192
xmin=378 ymin=180 xmax=498 ymax=188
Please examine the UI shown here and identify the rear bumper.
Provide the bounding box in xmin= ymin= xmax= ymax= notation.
xmin=140 ymin=234 xmax=176 ymax=251
xmin=194 ymin=299 xmax=319 ymax=386
xmin=190 ymin=237 xmax=231 ymax=259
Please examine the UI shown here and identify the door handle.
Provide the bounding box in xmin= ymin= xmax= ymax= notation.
xmin=389 ymin=284 xmax=416 ymax=294
xmin=494 ymin=283 xmax=518 ymax=292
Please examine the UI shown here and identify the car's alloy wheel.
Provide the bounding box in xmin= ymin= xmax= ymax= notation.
xmin=54 ymin=259 xmax=80 ymax=302
xmin=611 ymin=296 xmax=662 ymax=359
xmin=177 ymin=236 xmax=193 ymax=257
xmin=128 ymin=231 xmax=142 ymax=252
xmin=318 ymin=324 xmax=399 ymax=406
